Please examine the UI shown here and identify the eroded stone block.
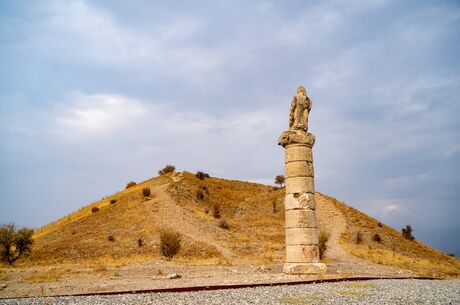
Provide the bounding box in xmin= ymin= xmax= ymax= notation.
xmin=285 ymin=144 xmax=313 ymax=163
xmin=285 ymin=227 xmax=318 ymax=245
xmin=285 ymin=245 xmax=320 ymax=263
xmin=285 ymin=209 xmax=317 ymax=228
xmin=284 ymin=193 xmax=316 ymax=210
xmin=285 ymin=176 xmax=314 ymax=194
xmin=285 ymin=161 xmax=314 ymax=178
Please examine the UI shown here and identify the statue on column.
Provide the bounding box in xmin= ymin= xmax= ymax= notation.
xmin=279 ymin=86 xmax=315 ymax=148
xmin=289 ymin=86 xmax=312 ymax=132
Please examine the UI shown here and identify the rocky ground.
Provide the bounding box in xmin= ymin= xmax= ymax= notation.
xmin=0 ymin=260 xmax=415 ymax=299
xmin=2 ymin=279 xmax=459 ymax=305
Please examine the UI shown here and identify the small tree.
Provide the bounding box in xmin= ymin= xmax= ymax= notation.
xmin=158 ymin=165 xmax=176 ymax=175
xmin=0 ymin=224 xmax=34 ymax=265
xmin=402 ymin=225 xmax=415 ymax=241
xmin=275 ymin=175 xmax=285 ymax=187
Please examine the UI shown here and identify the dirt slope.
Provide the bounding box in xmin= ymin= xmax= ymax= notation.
xmin=21 ymin=172 xmax=460 ymax=278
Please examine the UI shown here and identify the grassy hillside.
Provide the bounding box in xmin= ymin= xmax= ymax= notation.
xmin=20 ymin=172 xmax=459 ymax=278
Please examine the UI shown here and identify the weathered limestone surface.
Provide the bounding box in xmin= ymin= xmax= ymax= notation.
xmin=278 ymin=86 xmax=326 ymax=275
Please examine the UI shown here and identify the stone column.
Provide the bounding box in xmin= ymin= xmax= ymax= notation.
xmin=278 ymin=88 xmax=326 ymax=275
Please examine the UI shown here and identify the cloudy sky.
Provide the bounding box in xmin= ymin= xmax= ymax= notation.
xmin=1 ymin=0 xmax=459 ymax=255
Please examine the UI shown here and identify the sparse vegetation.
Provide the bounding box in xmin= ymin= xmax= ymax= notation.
xmin=108 ymin=235 xmax=115 ymax=242
xmin=196 ymin=189 xmax=205 ymax=200
xmin=373 ymin=233 xmax=382 ymax=243
xmin=0 ymin=223 xmax=34 ymax=264
xmin=275 ymin=175 xmax=285 ymax=187
xmin=159 ymin=230 xmax=181 ymax=258
xmin=91 ymin=207 xmax=100 ymax=213
xmin=402 ymin=225 xmax=415 ymax=241
xmin=212 ymin=203 xmax=221 ymax=219
xmin=377 ymin=222 xmax=383 ymax=227
xmin=318 ymin=231 xmax=329 ymax=259
xmin=126 ymin=181 xmax=137 ymax=189
xmin=142 ymin=187 xmax=151 ymax=197
xmin=218 ymin=219 xmax=230 ymax=230
xmin=158 ymin=165 xmax=176 ymax=175
xmin=110 ymin=199 xmax=117 ymax=204
xmin=195 ymin=171 xmax=210 ymax=180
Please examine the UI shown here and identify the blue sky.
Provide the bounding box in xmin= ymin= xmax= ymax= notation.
xmin=1 ymin=0 xmax=459 ymax=255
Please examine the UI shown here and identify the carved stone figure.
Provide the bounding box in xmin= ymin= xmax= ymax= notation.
xmin=289 ymin=86 xmax=312 ymax=131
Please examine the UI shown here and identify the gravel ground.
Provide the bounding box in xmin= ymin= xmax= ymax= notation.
xmin=1 ymin=279 xmax=459 ymax=305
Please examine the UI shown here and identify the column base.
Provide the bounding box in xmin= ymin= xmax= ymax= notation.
xmin=283 ymin=262 xmax=327 ymax=275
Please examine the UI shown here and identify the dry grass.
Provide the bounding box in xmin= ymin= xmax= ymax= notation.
xmin=19 ymin=171 xmax=460 ymax=280
xmin=25 ymin=272 xmax=60 ymax=283
xmin=329 ymin=196 xmax=460 ymax=278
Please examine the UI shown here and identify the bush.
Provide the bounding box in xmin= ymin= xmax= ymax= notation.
xmin=0 ymin=224 xmax=34 ymax=264
xmin=126 ymin=181 xmax=137 ymax=189
xmin=142 ymin=187 xmax=151 ymax=197
xmin=274 ymin=175 xmax=285 ymax=187
xmin=218 ymin=220 xmax=229 ymax=229
xmin=402 ymin=225 xmax=415 ymax=241
xmin=91 ymin=207 xmax=100 ymax=213
xmin=195 ymin=171 xmax=210 ymax=180
xmin=201 ymin=185 xmax=209 ymax=195
xmin=158 ymin=165 xmax=176 ymax=175
xmin=373 ymin=233 xmax=382 ymax=243
xmin=196 ymin=189 xmax=205 ymax=200
xmin=318 ymin=231 xmax=329 ymax=259
xmin=159 ymin=230 xmax=181 ymax=258
xmin=212 ymin=204 xmax=221 ymax=219
xmin=377 ymin=222 xmax=383 ymax=227
xmin=356 ymin=232 xmax=363 ymax=244
xmin=108 ymin=235 xmax=115 ymax=242
xmin=110 ymin=199 xmax=117 ymax=204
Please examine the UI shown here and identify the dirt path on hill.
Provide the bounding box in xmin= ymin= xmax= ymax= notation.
xmin=149 ymin=174 xmax=233 ymax=259
xmin=315 ymin=194 xmax=416 ymax=277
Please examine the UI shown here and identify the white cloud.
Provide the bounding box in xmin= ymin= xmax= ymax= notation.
xmin=55 ymin=93 xmax=145 ymax=136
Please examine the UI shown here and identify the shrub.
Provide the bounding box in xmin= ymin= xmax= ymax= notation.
xmin=447 ymin=253 xmax=456 ymax=258
xmin=110 ymin=199 xmax=117 ymax=204
xmin=402 ymin=225 xmax=415 ymax=241
xmin=126 ymin=181 xmax=137 ymax=189
xmin=196 ymin=189 xmax=205 ymax=200
xmin=138 ymin=238 xmax=143 ymax=247
xmin=158 ymin=165 xmax=176 ymax=175
xmin=91 ymin=207 xmax=100 ymax=213
xmin=201 ymin=185 xmax=209 ymax=195
xmin=212 ymin=204 xmax=221 ymax=219
xmin=108 ymin=235 xmax=115 ymax=242
xmin=356 ymin=232 xmax=363 ymax=244
xmin=318 ymin=231 xmax=329 ymax=259
xmin=377 ymin=222 xmax=383 ymax=228
xmin=195 ymin=171 xmax=210 ymax=180
xmin=373 ymin=233 xmax=382 ymax=243
xmin=218 ymin=220 xmax=229 ymax=229
xmin=0 ymin=224 xmax=34 ymax=264
xmin=142 ymin=187 xmax=151 ymax=197
xmin=159 ymin=230 xmax=181 ymax=258
xmin=274 ymin=175 xmax=285 ymax=187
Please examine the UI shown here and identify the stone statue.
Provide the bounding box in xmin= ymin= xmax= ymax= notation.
xmin=289 ymin=86 xmax=312 ymax=131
